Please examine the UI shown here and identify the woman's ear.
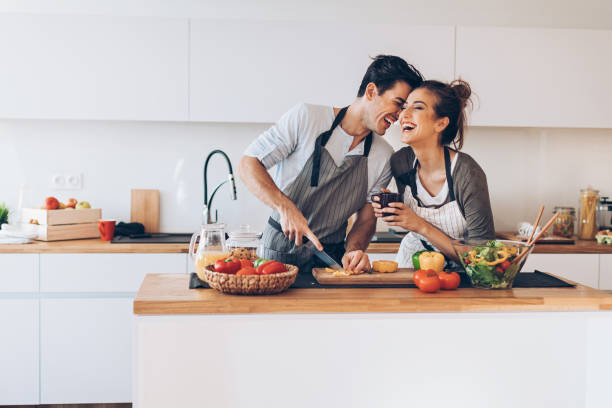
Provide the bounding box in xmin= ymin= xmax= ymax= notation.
xmin=435 ymin=117 xmax=450 ymax=133
xmin=365 ymin=82 xmax=378 ymax=101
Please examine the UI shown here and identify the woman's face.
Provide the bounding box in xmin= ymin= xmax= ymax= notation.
xmin=399 ymin=88 xmax=448 ymax=146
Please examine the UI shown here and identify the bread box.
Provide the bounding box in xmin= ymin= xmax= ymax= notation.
xmin=21 ymin=208 xmax=102 ymax=241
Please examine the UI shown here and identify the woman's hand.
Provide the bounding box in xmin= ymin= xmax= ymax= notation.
xmin=371 ymin=188 xmax=389 ymax=218
xmin=380 ymin=202 xmax=427 ymax=233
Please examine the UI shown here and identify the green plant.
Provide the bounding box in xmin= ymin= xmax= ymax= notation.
xmin=0 ymin=202 xmax=8 ymax=226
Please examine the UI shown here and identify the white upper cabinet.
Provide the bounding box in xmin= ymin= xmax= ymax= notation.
xmin=0 ymin=14 xmax=189 ymax=121
xmin=189 ymin=21 xmax=454 ymax=123
xmin=456 ymin=26 xmax=612 ymax=128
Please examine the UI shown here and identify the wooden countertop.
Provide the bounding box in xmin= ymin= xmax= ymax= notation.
xmin=0 ymin=238 xmax=188 ymax=253
xmin=1 ymin=236 xmax=611 ymax=254
xmin=133 ymin=274 xmax=612 ymax=315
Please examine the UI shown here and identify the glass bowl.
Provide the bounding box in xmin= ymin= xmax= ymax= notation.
xmin=451 ymin=239 xmax=534 ymax=289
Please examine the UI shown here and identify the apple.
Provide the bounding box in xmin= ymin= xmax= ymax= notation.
xmin=66 ymin=198 xmax=77 ymax=208
xmin=76 ymin=201 xmax=91 ymax=209
xmin=45 ymin=197 xmax=59 ymax=210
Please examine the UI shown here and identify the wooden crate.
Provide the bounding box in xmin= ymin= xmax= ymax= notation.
xmin=20 ymin=208 xmax=102 ymax=241
xmin=21 ymin=208 xmax=101 ymax=226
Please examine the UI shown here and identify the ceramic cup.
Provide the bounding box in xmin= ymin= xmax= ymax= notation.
xmin=98 ymin=220 xmax=116 ymax=241
xmin=371 ymin=192 xmax=403 ymax=217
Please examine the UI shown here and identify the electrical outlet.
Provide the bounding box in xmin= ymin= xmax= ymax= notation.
xmin=50 ymin=173 xmax=83 ymax=190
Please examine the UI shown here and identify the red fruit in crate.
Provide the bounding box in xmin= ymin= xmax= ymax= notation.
xmin=45 ymin=197 xmax=59 ymax=210
xmin=66 ymin=198 xmax=78 ymax=208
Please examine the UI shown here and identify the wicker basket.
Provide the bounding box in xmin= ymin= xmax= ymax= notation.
xmin=201 ymin=264 xmax=298 ymax=295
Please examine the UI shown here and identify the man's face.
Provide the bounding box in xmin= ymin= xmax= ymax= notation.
xmin=365 ymin=81 xmax=412 ymax=135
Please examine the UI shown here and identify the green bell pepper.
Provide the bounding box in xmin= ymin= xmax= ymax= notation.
xmin=253 ymin=258 xmax=269 ymax=267
xmin=412 ymin=250 xmax=426 ymax=270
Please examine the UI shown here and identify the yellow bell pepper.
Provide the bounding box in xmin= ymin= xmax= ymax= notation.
xmin=417 ymin=251 xmax=445 ymax=273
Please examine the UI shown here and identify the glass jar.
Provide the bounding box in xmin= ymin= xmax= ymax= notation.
xmin=226 ymin=224 xmax=262 ymax=260
xmin=578 ymin=188 xmax=599 ymax=240
xmin=189 ymin=223 xmax=229 ymax=280
xmin=552 ymin=207 xmax=575 ymax=237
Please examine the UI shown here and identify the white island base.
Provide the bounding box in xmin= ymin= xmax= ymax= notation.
xmin=133 ymin=311 xmax=612 ymax=408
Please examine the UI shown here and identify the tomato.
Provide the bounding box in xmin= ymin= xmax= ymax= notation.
xmin=214 ymin=257 xmax=240 ymax=274
xmin=496 ymin=266 xmax=504 ymax=274
xmin=438 ymin=271 xmax=460 ymax=290
xmin=239 ymin=259 xmax=254 ymax=268
xmin=256 ymin=260 xmax=275 ymax=274
xmin=415 ymin=271 xmax=440 ymax=293
xmin=413 ymin=269 xmax=434 ymax=288
xmin=500 ymin=260 xmax=511 ymax=270
xmin=236 ymin=266 xmax=258 ymax=275
xmin=261 ymin=261 xmax=288 ymax=275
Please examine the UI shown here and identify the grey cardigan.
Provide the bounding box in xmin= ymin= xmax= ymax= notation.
xmin=390 ymin=147 xmax=495 ymax=240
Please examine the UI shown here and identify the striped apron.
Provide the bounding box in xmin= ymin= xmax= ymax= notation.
xmin=263 ymin=106 xmax=373 ymax=272
xmin=395 ymin=147 xmax=468 ymax=268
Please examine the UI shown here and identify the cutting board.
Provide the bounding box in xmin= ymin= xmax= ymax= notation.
xmin=131 ymin=189 xmax=160 ymax=233
xmin=312 ymin=267 xmax=415 ymax=285
xmin=496 ymin=232 xmax=575 ymax=244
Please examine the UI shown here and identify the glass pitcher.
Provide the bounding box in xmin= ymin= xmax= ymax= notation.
xmin=189 ymin=223 xmax=229 ymax=279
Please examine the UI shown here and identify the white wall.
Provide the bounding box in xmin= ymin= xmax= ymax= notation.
xmin=1 ymin=119 xmax=610 ymax=234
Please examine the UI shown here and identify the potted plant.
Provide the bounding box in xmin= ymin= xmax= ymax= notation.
xmin=0 ymin=203 xmax=8 ymax=227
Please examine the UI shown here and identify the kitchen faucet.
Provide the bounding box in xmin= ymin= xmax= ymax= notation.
xmin=203 ymin=149 xmax=237 ymax=224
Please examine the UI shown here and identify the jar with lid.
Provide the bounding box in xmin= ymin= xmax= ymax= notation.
xmin=578 ymin=188 xmax=599 ymax=240
xmin=552 ymin=207 xmax=575 ymax=238
xmin=226 ymin=224 xmax=263 ymax=260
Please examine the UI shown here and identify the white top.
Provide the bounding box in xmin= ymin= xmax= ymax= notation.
xmin=245 ymin=103 xmax=394 ymax=201
xmin=414 ymin=153 xmax=459 ymax=206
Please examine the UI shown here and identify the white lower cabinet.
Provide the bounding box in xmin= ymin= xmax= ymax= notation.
xmin=517 ymin=253 xmax=600 ymax=288
xmin=599 ymin=254 xmax=612 ymax=290
xmin=40 ymin=297 xmax=132 ymax=404
xmin=0 ymin=299 xmax=39 ymax=405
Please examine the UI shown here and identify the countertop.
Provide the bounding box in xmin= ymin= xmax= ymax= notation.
xmin=1 ymin=236 xmax=612 ymax=254
xmin=133 ymin=273 xmax=612 ymax=314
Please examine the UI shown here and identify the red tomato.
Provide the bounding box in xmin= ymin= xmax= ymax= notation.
xmin=500 ymin=260 xmax=511 ymax=270
xmin=236 ymin=267 xmax=258 ymax=275
xmin=496 ymin=266 xmax=504 ymax=275
xmin=437 ymin=271 xmax=460 ymax=290
xmin=214 ymin=259 xmax=233 ymax=273
xmin=415 ymin=271 xmax=440 ymax=293
xmin=261 ymin=261 xmax=288 ymax=275
xmin=256 ymin=260 xmax=275 ymax=274
xmin=413 ymin=269 xmax=434 ymax=288
xmin=239 ymin=259 xmax=254 ymax=268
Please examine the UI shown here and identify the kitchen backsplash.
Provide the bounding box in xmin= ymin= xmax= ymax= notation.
xmin=1 ymin=118 xmax=610 ymax=234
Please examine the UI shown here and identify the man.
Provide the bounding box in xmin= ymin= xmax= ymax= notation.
xmin=238 ymin=55 xmax=423 ymax=274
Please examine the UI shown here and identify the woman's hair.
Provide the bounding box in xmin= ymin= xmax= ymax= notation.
xmin=416 ymin=79 xmax=472 ymax=150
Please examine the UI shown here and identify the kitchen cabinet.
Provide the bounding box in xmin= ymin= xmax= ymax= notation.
xmin=599 ymin=254 xmax=612 ymax=290
xmin=0 ymin=299 xmax=39 ymax=405
xmin=0 ymin=253 xmax=38 ymax=292
xmin=189 ymin=20 xmax=454 ymax=123
xmin=456 ymin=26 xmax=612 ymax=128
xmin=40 ymin=297 xmax=132 ymax=404
xmin=522 ymin=254 xmax=599 ymax=288
xmin=38 ymin=253 xmax=187 ymax=404
xmin=0 ymin=14 xmax=189 ymax=121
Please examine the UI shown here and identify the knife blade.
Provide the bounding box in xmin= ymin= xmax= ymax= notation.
xmin=312 ymin=249 xmax=343 ymax=270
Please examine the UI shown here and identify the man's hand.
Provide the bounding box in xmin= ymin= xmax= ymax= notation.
xmin=278 ymin=202 xmax=323 ymax=251
xmin=342 ymin=250 xmax=371 ymax=274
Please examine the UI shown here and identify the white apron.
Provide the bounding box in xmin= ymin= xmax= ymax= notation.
xmin=395 ymin=147 xmax=468 ymax=268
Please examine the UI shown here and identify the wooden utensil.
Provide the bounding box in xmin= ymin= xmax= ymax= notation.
xmin=312 ymin=267 xmax=415 ymax=285
xmin=130 ymin=189 xmax=160 ymax=233
xmin=513 ymin=212 xmax=561 ymax=264
xmin=527 ymin=205 xmax=545 ymax=244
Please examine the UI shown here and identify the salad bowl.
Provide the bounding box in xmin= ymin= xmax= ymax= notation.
xmin=452 ymin=239 xmax=534 ymax=289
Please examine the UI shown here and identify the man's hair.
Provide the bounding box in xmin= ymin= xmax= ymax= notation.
xmin=357 ymin=55 xmax=424 ymax=97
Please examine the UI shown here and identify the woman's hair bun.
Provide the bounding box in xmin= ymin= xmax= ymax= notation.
xmin=450 ymin=79 xmax=471 ymax=102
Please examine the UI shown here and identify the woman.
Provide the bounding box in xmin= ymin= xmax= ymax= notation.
xmin=373 ymin=79 xmax=494 ymax=267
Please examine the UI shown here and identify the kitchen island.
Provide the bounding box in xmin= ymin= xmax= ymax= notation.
xmin=133 ymin=274 xmax=612 ymax=408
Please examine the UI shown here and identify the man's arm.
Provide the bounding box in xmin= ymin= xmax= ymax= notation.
xmin=237 ymin=156 xmax=323 ymax=250
xmin=342 ymin=203 xmax=377 ymax=272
